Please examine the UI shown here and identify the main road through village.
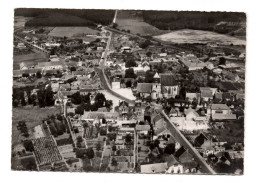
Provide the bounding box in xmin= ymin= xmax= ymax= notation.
xmin=95 ymin=10 xmax=216 ymax=174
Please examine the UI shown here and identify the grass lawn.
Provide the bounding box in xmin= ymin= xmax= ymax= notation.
xmin=12 ymin=106 xmax=61 ymax=145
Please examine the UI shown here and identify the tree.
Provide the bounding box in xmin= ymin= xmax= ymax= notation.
xmin=45 ymin=85 xmax=55 ymax=106
xmin=75 ymin=103 xmax=85 ymax=115
xmin=191 ymin=98 xmax=198 ymax=109
xmin=125 ymin=134 xmax=132 ymax=143
xmin=36 ymin=71 xmax=42 ymax=78
xmin=125 ymin=68 xmax=135 ymax=78
xmin=100 ymin=128 xmax=107 ymax=136
xmin=96 ymin=142 xmax=101 ymax=151
xmin=149 ymin=142 xmax=156 ymax=150
xmin=161 ymin=48 xmax=166 ymax=53
xmin=76 ymin=136 xmax=83 ymax=143
xmin=56 ymin=70 xmax=63 ymax=78
xmin=112 ymin=23 xmax=118 ymax=28
xmin=107 ymin=133 xmax=117 ymax=141
xmin=70 ymin=67 xmax=76 ymax=72
xmin=37 ymin=85 xmax=54 ymax=107
xmin=86 ymin=148 xmax=95 ymax=160
xmin=145 ymin=70 xmax=155 ymax=83
xmin=28 ymin=94 xmax=36 ymax=105
xmin=179 ymin=87 xmax=186 ymax=100
xmin=13 ymin=99 xmax=19 ymax=107
xmin=111 ymin=157 xmax=118 ymax=167
xmin=56 ymin=114 xmax=63 ymax=121
xmin=112 ymin=145 xmax=117 ymax=152
xmin=108 ymin=125 xmax=113 ymax=132
xmin=125 ymin=59 xmax=137 ymax=68
xmin=139 ymin=40 xmax=152 ymax=49
xmin=219 ymin=57 xmax=226 ymax=65
xmin=23 ymin=159 xmax=37 ymax=171
xmin=23 ymin=140 xmax=34 ymax=152
xmin=154 ymin=139 xmax=160 ymax=148
xmin=22 ymin=73 xmax=29 ymax=77
xmin=83 ymin=122 xmax=89 ymax=128
xmin=71 ymin=92 xmax=83 ymax=105
xmin=125 ymin=80 xmax=132 ymax=88
xmin=146 ymin=51 xmax=152 ymax=57
xmin=50 ymin=47 xmax=57 ymax=55
xmin=164 ymin=143 xmax=175 ymax=155
xmin=21 ymin=95 xmax=26 ymax=106
xmin=105 ymin=100 xmax=113 ymax=109
xmin=76 ymin=149 xmax=86 ymax=158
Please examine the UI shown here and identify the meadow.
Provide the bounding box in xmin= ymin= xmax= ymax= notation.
xmin=48 ymin=27 xmax=98 ymax=38
xmin=12 ymin=106 xmax=61 ymax=145
xmin=116 ymin=10 xmax=168 ymax=36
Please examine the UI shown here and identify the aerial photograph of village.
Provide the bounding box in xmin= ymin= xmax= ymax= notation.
xmin=12 ymin=8 xmax=245 ymax=174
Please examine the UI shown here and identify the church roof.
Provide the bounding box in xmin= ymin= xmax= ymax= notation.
xmin=153 ymin=72 xmax=160 ymax=79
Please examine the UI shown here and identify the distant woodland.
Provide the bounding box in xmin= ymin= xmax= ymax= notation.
xmin=142 ymin=11 xmax=246 ymax=34
xmin=15 ymin=8 xmax=115 ymax=27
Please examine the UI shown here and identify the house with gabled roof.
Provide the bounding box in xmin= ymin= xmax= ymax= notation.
xmin=117 ymin=101 xmax=130 ymax=117
xmin=140 ymin=163 xmax=168 ymax=174
xmin=174 ymin=146 xmax=198 ymax=173
xmin=19 ymin=62 xmax=37 ymax=70
xmin=200 ymin=87 xmax=213 ymax=102
xmin=136 ymin=83 xmax=152 ymax=99
xmin=165 ymin=155 xmax=184 ymax=174
xmin=210 ymin=104 xmax=230 ymax=113
xmin=38 ymin=61 xmax=64 ymax=70
xmin=184 ymin=108 xmax=200 ymax=121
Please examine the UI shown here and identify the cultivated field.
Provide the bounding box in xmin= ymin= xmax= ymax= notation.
xmin=116 ymin=10 xmax=168 ymax=36
xmin=154 ymin=29 xmax=246 ymax=45
xmin=12 ymin=106 xmax=61 ymax=145
xmin=48 ymin=27 xmax=98 ymax=38
xmin=14 ymin=16 xmax=33 ymax=31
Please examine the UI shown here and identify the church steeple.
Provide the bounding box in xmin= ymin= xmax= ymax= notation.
xmin=153 ymin=72 xmax=160 ymax=83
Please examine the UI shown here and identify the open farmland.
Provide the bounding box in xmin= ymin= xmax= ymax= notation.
xmin=116 ymin=10 xmax=168 ymax=36
xmin=13 ymin=53 xmax=48 ymax=70
xmin=48 ymin=27 xmax=98 ymax=38
xmin=14 ymin=16 xmax=33 ymax=31
xmin=154 ymin=29 xmax=246 ymax=45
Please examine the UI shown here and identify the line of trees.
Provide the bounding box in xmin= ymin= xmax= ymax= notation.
xmin=73 ymin=92 xmax=113 ymax=115
xmin=37 ymin=85 xmax=55 ymax=107
xmin=12 ymin=85 xmax=55 ymax=108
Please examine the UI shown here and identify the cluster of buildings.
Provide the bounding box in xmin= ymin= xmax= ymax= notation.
xmin=12 ymin=20 xmax=244 ymax=174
